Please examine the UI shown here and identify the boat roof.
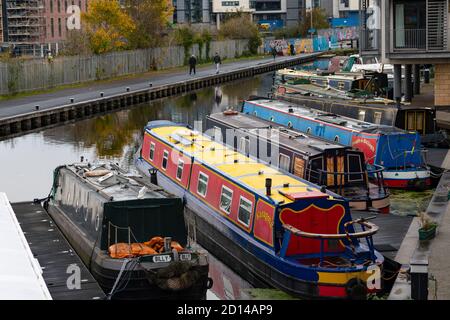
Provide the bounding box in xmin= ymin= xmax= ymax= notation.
xmin=146 ymin=124 xmax=332 ymax=205
xmin=277 ymin=68 xmax=365 ymax=81
xmin=63 ymin=162 xmax=177 ymax=202
xmin=245 ymin=98 xmax=408 ymax=135
xmin=208 ymin=112 xmax=350 ymax=157
xmin=0 ymin=192 xmax=52 ymax=300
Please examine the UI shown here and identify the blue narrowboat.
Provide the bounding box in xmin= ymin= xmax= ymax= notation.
xmin=242 ymin=98 xmax=431 ymax=189
xmin=135 ymin=120 xmax=384 ymax=299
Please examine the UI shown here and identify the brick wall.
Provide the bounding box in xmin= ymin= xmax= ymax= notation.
xmin=435 ymin=63 xmax=450 ymax=107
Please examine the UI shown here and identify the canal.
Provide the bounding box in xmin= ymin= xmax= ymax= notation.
xmin=0 ymin=71 xmax=433 ymax=299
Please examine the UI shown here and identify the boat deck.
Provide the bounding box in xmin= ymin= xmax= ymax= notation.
xmin=11 ymin=201 xmax=105 ymax=300
xmin=351 ymin=212 xmax=414 ymax=261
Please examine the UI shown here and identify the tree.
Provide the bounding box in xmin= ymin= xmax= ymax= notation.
xmin=219 ymin=14 xmax=262 ymax=55
xmin=299 ymin=8 xmax=330 ymax=37
xmin=125 ymin=0 xmax=173 ymax=49
xmin=82 ymin=0 xmax=136 ymax=54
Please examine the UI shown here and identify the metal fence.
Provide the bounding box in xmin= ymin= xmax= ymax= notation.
xmin=0 ymin=39 xmax=258 ymax=95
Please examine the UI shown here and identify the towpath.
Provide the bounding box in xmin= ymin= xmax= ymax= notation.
xmin=0 ymin=53 xmax=319 ymax=120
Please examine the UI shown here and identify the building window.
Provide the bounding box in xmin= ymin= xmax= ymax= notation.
xmin=279 ymin=153 xmax=290 ymax=171
xmin=58 ymin=18 xmax=62 ymax=37
xmin=149 ymin=142 xmax=155 ymax=161
xmin=238 ymin=196 xmax=252 ymax=227
xmin=50 ymin=0 xmax=53 ymax=13
xmin=162 ymin=150 xmax=169 ymax=170
xmin=58 ymin=0 xmax=61 ymax=13
xmin=176 ymin=159 xmax=184 ymax=180
xmin=51 ymin=18 xmax=54 ymax=37
xmin=222 ymin=1 xmax=239 ymax=6
xmin=219 ymin=186 xmax=233 ymax=214
xmin=197 ymin=172 xmax=209 ymax=197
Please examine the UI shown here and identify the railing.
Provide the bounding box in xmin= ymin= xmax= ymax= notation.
xmin=307 ymin=164 xmax=387 ymax=199
xmin=393 ymin=29 xmax=427 ymax=50
xmin=280 ymin=217 xmax=379 ymax=267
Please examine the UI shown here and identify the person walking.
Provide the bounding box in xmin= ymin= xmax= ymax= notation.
xmin=189 ymin=54 xmax=197 ymax=75
xmin=213 ymin=52 xmax=221 ymax=74
xmin=271 ymin=46 xmax=277 ymax=60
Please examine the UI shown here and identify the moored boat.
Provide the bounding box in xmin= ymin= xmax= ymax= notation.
xmin=242 ymin=98 xmax=431 ymax=190
xmin=135 ymin=120 xmax=384 ymax=299
xmin=44 ymin=162 xmax=210 ymax=300
xmin=206 ymin=111 xmax=390 ymax=213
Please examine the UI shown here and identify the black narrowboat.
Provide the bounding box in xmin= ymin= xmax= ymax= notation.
xmin=44 ymin=162 xmax=210 ymax=300
xmin=206 ymin=111 xmax=390 ymax=213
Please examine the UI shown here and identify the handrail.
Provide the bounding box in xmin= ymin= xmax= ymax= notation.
xmin=282 ymin=217 xmax=379 ymax=240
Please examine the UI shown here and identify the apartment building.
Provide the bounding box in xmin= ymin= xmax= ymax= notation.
xmin=360 ymin=0 xmax=450 ymax=107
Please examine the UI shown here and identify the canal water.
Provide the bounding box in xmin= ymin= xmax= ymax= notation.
xmin=0 ymin=72 xmax=433 ymax=299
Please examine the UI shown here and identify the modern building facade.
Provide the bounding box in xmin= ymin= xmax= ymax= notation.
xmin=360 ymin=0 xmax=450 ymax=107
xmin=173 ymin=0 xmax=303 ymax=28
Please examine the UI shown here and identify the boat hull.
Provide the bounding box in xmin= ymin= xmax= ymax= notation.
xmin=46 ymin=204 xmax=209 ymax=300
xmin=381 ymin=170 xmax=431 ymax=190
xmin=135 ymin=157 xmax=383 ymax=299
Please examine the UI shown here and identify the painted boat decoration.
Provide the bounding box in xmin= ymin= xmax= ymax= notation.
xmin=206 ymin=111 xmax=390 ymax=213
xmin=44 ymin=162 xmax=210 ymax=300
xmin=242 ymin=98 xmax=431 ymax=189
xmin=135 ymin=120 xmax=384 ymax=299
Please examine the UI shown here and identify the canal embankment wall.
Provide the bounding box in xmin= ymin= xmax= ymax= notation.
xmin=0 ymin=39 xmax=263 ymax=96
xmin=0 ymin=53 xmax=322 ymax=141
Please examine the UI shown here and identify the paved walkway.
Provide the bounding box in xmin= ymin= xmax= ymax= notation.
xmin=0 ymin=54 xmax=318 ymax=120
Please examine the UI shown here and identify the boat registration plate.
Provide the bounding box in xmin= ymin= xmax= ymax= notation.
xmin=153 ymin=255 xmax=172 ymax=263
xmin=180 ymin=253 xmax=192 ymax=261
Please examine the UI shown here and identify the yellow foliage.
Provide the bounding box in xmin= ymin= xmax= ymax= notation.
xmin=82 ymin=0 xmax=136 ymax=54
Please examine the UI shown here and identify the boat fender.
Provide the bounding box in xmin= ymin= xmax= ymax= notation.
xmin=345 ymin=278 xmax=367 ymax=300
xmin=206 ymin=277 xmax=214 ymax=290
xmin=146 ymin=261 xmax=200 ymax=291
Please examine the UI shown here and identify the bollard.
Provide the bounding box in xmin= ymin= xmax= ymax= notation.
xmin=100 ymin=92 xmax=104 ymax=97
xmin=411 ymin=257 xmax=429 ymax=300
xmin=149 ymin=83 xmax=152 ymax=87
xmin=70 ymin=98 xmax=74 ymax=103
xmin=126 ymin=87 xmax=130 ymax=92
xmin=35 ymin=105 xmax=40 ymax=110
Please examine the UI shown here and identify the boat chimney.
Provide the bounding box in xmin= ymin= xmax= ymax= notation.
xmin=149 ymin=168 xmax=158 ymax=185
xmin=265 ymin=178 xmax=272 ymax=196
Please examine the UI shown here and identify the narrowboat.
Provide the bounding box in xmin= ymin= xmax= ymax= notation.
xmin=272 ymin=85 xmax=442 ymax=145
xmin=275 ymin=68 xmax=390 ymax=97
xmin=44 ymin=162 xmax=210 ymax=300
xmin=135 ymin=120 xmax=384 ymax=299
xmin=242 ymin=98 xmax=431 ymax=190
xmin=206 ymin=111 xmax=390 ymax=213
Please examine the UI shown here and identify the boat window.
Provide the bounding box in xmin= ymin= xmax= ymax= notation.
xmin=334 ymin=135 xmax=340 ymax=143
xmin=238 ymin=196 xmax=252 ymax=227
xmin=358 ymin=111 xmax=366 ymax=121
xmin=374 ymin=112 xmax=382 ymax=124
xmin=254 ymin=111 xmax=257 ymax=116
xmin=270 ymin=116 xmax=275 ymax=122
xmin=347 ymin=154 xmax=364 ymax=182
xmin=287 ymin=121 xmax=293 ymax=128
xmin=338 ymin=82 xmax=345 ymax=90
xmin=162 ymin=150 xmax=169 ymax=170
xmin=239 ymin=137 xmax=250 ymax=155
xmin=308 ymin=156 xmax=323 ymax=182
xmin=197 ymin=172 xmax=209 ymax=197
xmin=149 ymin=142 xmax=155 ymax=161
xmin=176 ymin=159 xmax=184 ymax=180
xmin=219 ymin=186 xmax=233 ymax=214
xmin=306 ymin=127 xmax=312 ymax=134
xmin=416 ymin=112 xmax=424 ymax=131
xmin=279 ymin=153 xmax=291 ymax=171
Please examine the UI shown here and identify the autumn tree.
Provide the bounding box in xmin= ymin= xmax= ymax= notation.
xmin=82 ymin=0 xmax=136 ymax=54
xmin=124 ymin=0 xmax=173 ymax=49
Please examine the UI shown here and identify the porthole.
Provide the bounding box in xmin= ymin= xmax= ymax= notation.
xmin=270 ymin=116 xmax=275 ymax=122
xmin=306 ymin=127 xmax=312 ymax=134
xmin=254 ymin=111 xmax=257 ymax=116
xmin=287 ymin=121 xmax=293 ymax=128
xmin=334 ymin=135 xmax=340 ymax=143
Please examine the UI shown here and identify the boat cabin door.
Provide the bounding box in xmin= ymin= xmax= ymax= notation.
xmin=405 ymin=111 xmax=425 ymax=134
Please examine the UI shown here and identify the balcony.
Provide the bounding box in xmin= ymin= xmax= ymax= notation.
xmin=360 ymin=28 xmax=381 ymax=54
